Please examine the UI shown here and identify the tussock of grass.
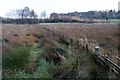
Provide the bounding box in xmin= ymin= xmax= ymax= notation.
xmin=33 ymin=58 xmax=54 ymax=78
xmin=15 ymin=70 xmax=32 ymax=78
xmin=12 ymin=57 xmax=54 ymax=78
xmin=30 ymin=43 xmax=43 ymax=60
xmin=61 ymin=54 xmax=77 ymax=68
xmin=2 ymin=45 xmax=31 ymax=69
xmin=78 ymin=67 xmax=89 ymax=78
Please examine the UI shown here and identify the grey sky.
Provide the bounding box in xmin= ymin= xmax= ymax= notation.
xmin=0 ymin=0 xmax=119 ymax=17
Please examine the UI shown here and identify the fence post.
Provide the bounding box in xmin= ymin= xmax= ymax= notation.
xmin=94 ymin=46 xmax=99 ymax=54
xmin=86 ymin=43 xmax=88 ymax=53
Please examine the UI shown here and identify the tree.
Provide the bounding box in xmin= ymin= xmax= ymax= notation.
xmin=104 ymin=10 xmax=109 ymax=20
xmin=7 ymin=7 xmax=30 ymax=19
xmin=5 ymin=6 xmax=38 ymax=19
xmin=5 ymin=10 xmax=16 ymax=18
xmin=29 ymin=10 xmax=35 ymax=19
xmin=29 ymin=10 xmax=38 ymax=19
xmin=40 ymin=11 xmax=47 ymax=19
xmin=20 ymin=7 xmax=30 ymax=19
xmin=15 ymin=9 xmax=22 ymax=18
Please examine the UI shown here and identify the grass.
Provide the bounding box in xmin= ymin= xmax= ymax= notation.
xmin=14 ymin=58 xmax=54 ymax=78
xmin=2 ymin=45 xmax=31 ymax=69
xmin=2 ymin=39 xmax=109 ymax=78
xmin=2 ymin=23 xmax=115 ymax=79
xmin=33 ymin=58 xmax=54 ymax=78
xmin=110 ymin=19 xmax=120 ymax=23
xmin=30 ymin=43 xmax=43 ymax=60
xmin=58 ymin=55 xmax=79 ymax=78
xmin=60 ymin=54 xmax=78 ymax=69
xmin=15 ymin=70 xmax=32 ymax=78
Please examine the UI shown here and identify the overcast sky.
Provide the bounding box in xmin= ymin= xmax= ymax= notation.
xmin=0 ymin=0 xmax=119 ymax=17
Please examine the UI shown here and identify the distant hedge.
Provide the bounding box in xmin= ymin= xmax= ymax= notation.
xmin=2 ymin=18 xmax=39 ymax=24
xmin=1 ymin=18 xmax=84 ymax=24
xmin=1 ymin=18 xmax=113 ymax=24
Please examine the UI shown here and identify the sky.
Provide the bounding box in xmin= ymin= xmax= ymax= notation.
xmin=0 ymin=0 xmax=119 ymax=18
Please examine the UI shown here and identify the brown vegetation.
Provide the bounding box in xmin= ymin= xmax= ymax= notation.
xmin=2 ymin=23 xmax=118 ymax=78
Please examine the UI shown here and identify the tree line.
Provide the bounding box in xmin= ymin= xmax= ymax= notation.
xmin=50 ymin=10 xmax=120 ymax=20
xmin=0 ymin=6 xmax=120 ymax=24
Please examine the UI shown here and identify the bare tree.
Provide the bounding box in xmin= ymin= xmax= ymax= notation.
xmin=18 ymin=7 xmax=30 ymax=19
xmin=5 ymin=6 xmax=38 ymax=19
xmin=29 ymin=10 xmax=35 ymax=19
xmin=40 ymin=11 xmax=47 ymax=19
xmin=6 ymin=7 xmax=30 ymax=19
xmin=15 ymin=9 xmax=22 ymax=18
xmin=5 ymin=10 xmax=16 ymax=18
xmin=29 ymin=10 xmax=38 ymax=19
xmin=104 ymin=10 xmax=109 ymax=21
xmin=22 ymin=7 xmax=30 ymax=18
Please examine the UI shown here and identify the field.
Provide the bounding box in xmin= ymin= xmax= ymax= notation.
xmin=2 ymin=23 xmax=119 ymax=78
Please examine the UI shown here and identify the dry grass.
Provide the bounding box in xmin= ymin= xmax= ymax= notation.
xmin=2 ymin=23 xmax=118 ymax=78
xmin=2 ymin=23 xmax=118 ymax=62
xmin=43 ymin=23 xmax=118 ymax=63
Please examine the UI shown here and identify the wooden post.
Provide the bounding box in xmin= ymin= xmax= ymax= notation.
xmin=94 ymin=46 xmax=99 ymax=54
xmin=86 ymin=44 xmax=88 ymax=53
xmin=118 ymin=52 xmax=120 ymax=66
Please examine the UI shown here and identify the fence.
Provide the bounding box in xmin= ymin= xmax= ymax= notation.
xmin=93 ymin=47 xmax=120 ymax=78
